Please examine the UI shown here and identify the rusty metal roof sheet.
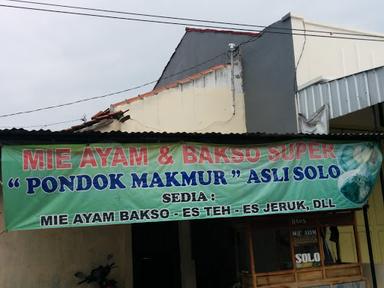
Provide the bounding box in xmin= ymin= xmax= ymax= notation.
xmin=67 ymin=110 xmax=127 ymax=132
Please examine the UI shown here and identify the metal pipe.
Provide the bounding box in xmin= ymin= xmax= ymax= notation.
xmin=228 ymin=43 xmax=236 ymax=116
xmin=363 ymin=205 xmax=377 ymax=288
xmin=294 ymin=93 xmax=301 ymax=133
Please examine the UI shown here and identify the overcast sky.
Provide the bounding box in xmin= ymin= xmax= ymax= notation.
xmin=0 ymin=0 xmax=383 ymax=130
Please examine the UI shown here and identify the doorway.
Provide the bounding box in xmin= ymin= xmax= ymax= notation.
xmin=191 ymin=220 xmax=238 ymax=288
xmin=132 ymin=221 xmax=181 ymax=288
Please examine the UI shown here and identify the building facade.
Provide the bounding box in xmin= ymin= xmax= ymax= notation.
xmin=80 ymin=13 xmax=384 ymax=287
xmin=1 ymin=13 xmax=384 ymax=288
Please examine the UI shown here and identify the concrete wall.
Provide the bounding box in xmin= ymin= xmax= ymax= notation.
xmin=240 ymin=17 xmax=298 ymax=133
xmin=155 ymin=29 xmax=254 ymax=89
xmin=291 ymin=15 xmax=384 ymax=90
xmin=107 ymin=60 xmax=247 ymax=134
xmin=0 ymin=193 xmax=133 ymax=288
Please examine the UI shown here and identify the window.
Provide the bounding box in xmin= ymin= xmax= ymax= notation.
xmin=249 ymin=212 xmax=359 ymax=274
xmin=322 ymin=225 xmax=358 ymax=265
xmin=238 ymin=212 xmax=364 ymax=287
xmin=292 ymin=227 xmax=321 ymax=269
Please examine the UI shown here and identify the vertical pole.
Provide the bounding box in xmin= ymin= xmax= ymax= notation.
xmin=353 ymin=213 xmax=363 ymax=275
xmin=316 ymin=227 xmax=326 ymax=279
xmin=246 ymin=223 xmax=257 ymax=288
xmin=363 ymin=205 xmax=377 ymax=288
xmin=372 ymin=105 xmax=384 ymax=203
xmin=228 ymin=43 xmax=236 ymax=116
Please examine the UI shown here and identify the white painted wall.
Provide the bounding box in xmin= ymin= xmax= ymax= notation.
xmin=291 ymin=14 xmax=384 ymax=89
xmin=104 ymin=60 xmax=246 ymax=134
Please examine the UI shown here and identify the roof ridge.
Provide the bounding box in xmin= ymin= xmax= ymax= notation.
xmin=185 ymin=27 xmax=259 ymax=37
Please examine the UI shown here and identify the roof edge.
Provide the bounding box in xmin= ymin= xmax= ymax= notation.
xmin=112 ymin=63 xmax=229 ymax=108
xmin=154 ymin=27 xmax=258 ymax=89
xmin=154 ymin=30 xmax=189 ymax=89
xmin=185 ymin=27 xmax=259 ymax=37
xmin=297 ymin=65 xmax=384 ymax=92
xmin=0 ymin=129 xmax=383 ymax=145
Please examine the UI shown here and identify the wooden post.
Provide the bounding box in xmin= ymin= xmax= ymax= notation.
xmin=247 ymin=223 xmax=257 ymax=288
xmin=288 ymin=218 xmax=298 ymax=282
xmin=316 ymin=226 xmax=326 ymax=279
xmin=353 ymin=212 xmax=363 ymax=276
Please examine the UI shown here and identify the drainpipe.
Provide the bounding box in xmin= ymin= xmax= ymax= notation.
xmin=229 ymin=43 xmax=237 ymax=115
xmin=363 ymin=205 xmax=377 ymax=288
xmin=294 ymin=93 xmax=300 ymax=133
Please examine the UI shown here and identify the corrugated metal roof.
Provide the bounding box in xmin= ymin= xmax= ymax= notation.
xmin=296 ymin=66 xmax=384 ymax=119
xmin=0 ymin=129 xmax=383 ymax=145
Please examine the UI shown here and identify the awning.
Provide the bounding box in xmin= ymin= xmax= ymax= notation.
xmin=296 ymin=66 xmax=384 ymax=119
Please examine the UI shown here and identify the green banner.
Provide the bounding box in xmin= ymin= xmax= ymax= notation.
xmin=2 ymin=140 xmax=382 ymax=231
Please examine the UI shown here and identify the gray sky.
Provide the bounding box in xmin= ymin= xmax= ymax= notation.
xmin=0 ymin=0 xmax=383 ymax=130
